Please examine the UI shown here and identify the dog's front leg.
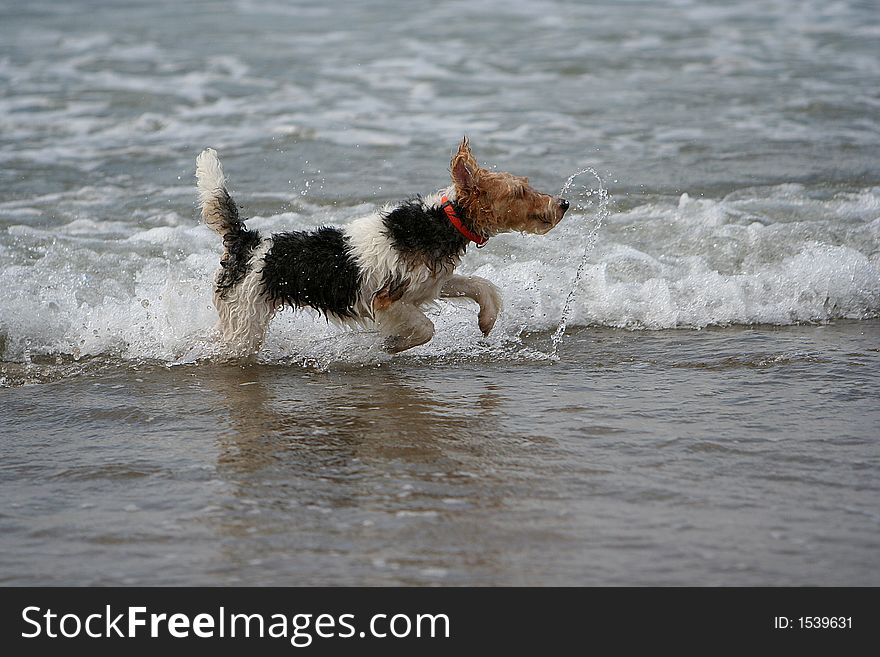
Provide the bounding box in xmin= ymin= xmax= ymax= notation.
xmin=373 ymin=296 xmax=435 ymax=353
xmin=441 ymin=275 xmax=503 ymax=336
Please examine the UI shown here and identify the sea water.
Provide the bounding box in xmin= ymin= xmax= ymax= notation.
xmin=0 ymin=0 xmax=878 ymax=585
xmin=551 ymin=166 xmax=609 ymax=357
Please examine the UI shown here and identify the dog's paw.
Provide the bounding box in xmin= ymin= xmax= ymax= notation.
xmin=478 ymin=291 xmax=502 ymax=336
xmin=478 ymin=309 xmax=498 ymax=337
xmin=477 ymin=281 xmax=503 ymax=336
xmin=382 ymin=336 xmax=409 ymax=354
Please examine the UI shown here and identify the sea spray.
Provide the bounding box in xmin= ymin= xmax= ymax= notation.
xmin=550 ymin=167 xmax=609 ymax=358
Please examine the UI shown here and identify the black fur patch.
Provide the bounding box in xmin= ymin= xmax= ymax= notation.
xmin=215 ymin=188 xmax=240 ymax=226
xmin=260 ymin=227 xmax=361 ymax=319
xmin=215 ymin=226 xmax=261 ymax=299
xmin=382 ymin=199 xmax=471 ymax=272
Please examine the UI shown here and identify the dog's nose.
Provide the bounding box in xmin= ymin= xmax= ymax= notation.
xmin=559 ymin=198 xmax=570 ymax=212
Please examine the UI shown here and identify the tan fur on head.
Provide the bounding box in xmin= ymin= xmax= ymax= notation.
xmin=450 ymin=137 xmax=568 ymax=237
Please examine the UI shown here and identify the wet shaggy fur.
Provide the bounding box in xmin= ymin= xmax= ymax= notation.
xmin=382 ymin=199 xmax=470 ymax=273
xmin=195 ymin=139 xmax=568 ymax=356
xmin=261 ymin=227 xmax=362 ymax=320
xmin=215 ymin=225 xmax=261 ymax=299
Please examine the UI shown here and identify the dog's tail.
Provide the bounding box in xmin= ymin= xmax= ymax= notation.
xmin=196 ymin=148 xmax=243 ymax=238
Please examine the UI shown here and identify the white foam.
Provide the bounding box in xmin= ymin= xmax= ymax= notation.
xmin=1 ymin=185 xmax=878 ymax=367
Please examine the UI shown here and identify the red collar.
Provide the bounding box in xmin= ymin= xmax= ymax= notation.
xmin=440 ymin=195 xmax=487 ymax=247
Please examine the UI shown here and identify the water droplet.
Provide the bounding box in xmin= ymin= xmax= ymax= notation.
xmin=551 ymin=167 xmax=610 ymax=357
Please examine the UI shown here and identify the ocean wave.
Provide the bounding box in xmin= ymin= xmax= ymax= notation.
xmin=1 ymin=184 xmax=877 ymax=367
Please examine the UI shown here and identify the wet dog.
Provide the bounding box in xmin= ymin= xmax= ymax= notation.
xmin=195 ymin=138 xmax=568 ymax=355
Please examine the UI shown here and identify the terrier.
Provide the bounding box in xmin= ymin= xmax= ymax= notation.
xmin=195 ymin=138 xmax=569 ymax=355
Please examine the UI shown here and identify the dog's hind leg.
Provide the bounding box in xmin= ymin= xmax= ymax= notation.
xmin=214 ymin=287 xmax=276 ymax=357
xmin=441 ymin=275 xmax=503 ymax=336
xmin=197 ymin=148 xmax=272 ymax=357
xmin=212 ymin=239 xmax=277 ymax=358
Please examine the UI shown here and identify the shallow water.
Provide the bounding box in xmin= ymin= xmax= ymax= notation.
xmin=2 ymin=323 xmax=878 ymax=585
xmin=1 ymin=0 xmax=879 ymax=584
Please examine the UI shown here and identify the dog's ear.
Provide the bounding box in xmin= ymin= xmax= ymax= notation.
xmin=451 ymin=136 xmax=478 ymax=190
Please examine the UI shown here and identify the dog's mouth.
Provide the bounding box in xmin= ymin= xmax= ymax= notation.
xmin=526 ymin=198 xmax=568 ymax=234
xmin=526 ymin=215 xmax=558 ymax=234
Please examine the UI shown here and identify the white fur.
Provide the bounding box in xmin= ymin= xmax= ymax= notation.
xmin=212 ymin=240 xmax=276 ymax=356
xmin=195 ymin=148 xmax=226 ymax=205
xmin=196 ymin=148 xmax=237 ymax=237
xmin=197 ymin=148 xmax=497 ymax=355
xmin=344 ymin=210 xmax=453 ymax=315
xmin=344 ymin=186 xmax=458 ymax=316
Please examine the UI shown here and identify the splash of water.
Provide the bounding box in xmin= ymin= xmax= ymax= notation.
xmin=550 ymin=167 xmax=609 ymax=358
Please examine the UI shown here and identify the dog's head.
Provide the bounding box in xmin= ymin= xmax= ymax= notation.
xmin=450 ymin=137 xmax=569 ymax=237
